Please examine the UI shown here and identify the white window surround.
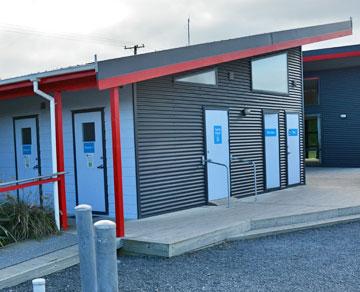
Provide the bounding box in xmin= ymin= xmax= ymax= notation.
xmin=175 ymin=69 xmax=217 ymax=85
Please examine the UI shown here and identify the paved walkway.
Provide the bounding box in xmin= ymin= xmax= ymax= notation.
xmin=0 ymin=232 xmax=77 ymax=270
xmin=123 ymin=167 xmax=360 ymax=255
xmin=1 ymin=167 xmax=360 ymax=287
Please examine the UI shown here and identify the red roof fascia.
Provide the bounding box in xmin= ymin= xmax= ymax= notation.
xmin=98 ymin=28 xmax=352 ymax=90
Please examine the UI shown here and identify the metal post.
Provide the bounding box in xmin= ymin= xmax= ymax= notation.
xmin=251 ymin=161 xmax=258 ymax=201
xmin=75 ymin=205 xmax=97 ymax=292
xmin=32 ymin=278 xmax=45 ymax=292
xmin=95 ymin=220 xmax=118 ymax=292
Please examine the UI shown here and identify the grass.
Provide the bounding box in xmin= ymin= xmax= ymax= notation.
xmin=0 ymin=196 xmax=58 ymax=247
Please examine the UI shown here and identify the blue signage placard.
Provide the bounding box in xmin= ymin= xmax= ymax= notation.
xmin=84 ymin=142 xmax=95 ymax=153
xmin=288 ymin=129 xmax=298 ymax=136
xmin=214 ymin=125 xmax=222 ymax=144
xmin=22 ymin=144 xmax=31 ymax=155
xmin=265 ymin=128 xmax=277 ymax=137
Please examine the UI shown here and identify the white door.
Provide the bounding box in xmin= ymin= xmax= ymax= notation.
xmin=286 ymin=112 xmax=301 ymax=185
xmin=14 ymin=117 xmax=41 ymax=204
xmin=205 ymin=109 xmax=230 ymax=201
xmin=264 ymin=112 xmax=280 ymax=189
xmin=74 ymin=111 xmax=107 ymax=213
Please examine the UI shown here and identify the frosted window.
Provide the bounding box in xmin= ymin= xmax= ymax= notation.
xmin=175 ymin=69 xmax=217 ymax=85
xmin=251 ymin=53 xmax=288 ymax=94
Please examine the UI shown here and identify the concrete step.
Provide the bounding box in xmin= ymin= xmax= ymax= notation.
xmin=233 ymin=213 xmax=360 ymax=241
xmin=249 ymin=205 xmax=360 ymax=231
xmin=122 ymin=206 xmax=360 ymax=258
xmin=0 ymin=238 xmax=123 ymax=289
xmin=0 ymin=245 xmax=79 ymax=289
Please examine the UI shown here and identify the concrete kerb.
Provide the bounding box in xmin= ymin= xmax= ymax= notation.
xmin=121 ymin=205 xmax=360 ymax=258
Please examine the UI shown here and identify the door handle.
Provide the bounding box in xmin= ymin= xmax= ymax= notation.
xmin=97 ymin=164 xmax=104 ymax=169
xmin=33 ymin=164 xmax=39 ymax=170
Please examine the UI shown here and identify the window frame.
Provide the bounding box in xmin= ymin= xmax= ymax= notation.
xmin=250 ymin=52 xmax=289 ymax=96
xmin=174 ymin=67 xmax=218 ymax=87
xmin=304 ymin=77 xmax=320 ymax=106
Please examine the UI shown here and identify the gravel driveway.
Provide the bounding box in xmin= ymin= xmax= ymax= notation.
xmin=4 ymin=221 xmax=360 ymax=291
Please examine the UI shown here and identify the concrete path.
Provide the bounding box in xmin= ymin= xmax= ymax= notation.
xmin=123 ymin=167 xmax=360 ymax=256
xmin=1 ymin=167 xmax=360 ymax=288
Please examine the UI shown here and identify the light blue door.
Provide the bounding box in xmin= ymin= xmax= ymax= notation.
xmin=264 ymin=113 xmax=280 ymax=189
xmin=286 ymin=112 xmax=301 ymax=185
xmin=74 ymin=111 xmax=107 ymax=213
xmin=205 ymin=109 xmax=230 ymax=201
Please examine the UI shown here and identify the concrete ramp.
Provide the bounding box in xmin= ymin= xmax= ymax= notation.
xmin=122 ymin=168 xmax=360 ymax=257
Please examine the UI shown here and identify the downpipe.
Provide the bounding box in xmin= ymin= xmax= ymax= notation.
xmin=32 ymin=80 xmax=60 ymax=230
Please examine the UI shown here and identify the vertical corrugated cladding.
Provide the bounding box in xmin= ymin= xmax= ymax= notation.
xmin=305 ymin=66 xmax=360 ymax=167
xmin=135 ymin=47 xmax=304 ymax=217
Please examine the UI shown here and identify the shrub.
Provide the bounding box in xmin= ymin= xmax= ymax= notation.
xmin=0 ymin=196 xmax=58 ymax=247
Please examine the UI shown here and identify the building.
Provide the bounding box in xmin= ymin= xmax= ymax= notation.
xmin=0 ymin=20 xmax=352 ymax=236
xmin=304 ymin=43 xmax=360 ymax=166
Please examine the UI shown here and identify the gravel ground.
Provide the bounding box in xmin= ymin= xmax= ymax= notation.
xmin=4 ymin=221 xmax=360 ymax=292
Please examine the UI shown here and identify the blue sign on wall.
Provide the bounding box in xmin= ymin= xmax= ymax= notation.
xmin=22 ymin=144 xmax=32 ymax=155
xmin=265 ymin=128 xmax=277 ymax=137
xmin=84 ymin=142 xmax=95 ymax=153
xmin=214 ymin=125 xmax=222 ymax=144
xmin=288 ymin=129 xmax=298 ymax=136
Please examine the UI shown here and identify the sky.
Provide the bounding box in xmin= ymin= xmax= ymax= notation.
xmin=0 ymin=0 xmax=359 ymax=79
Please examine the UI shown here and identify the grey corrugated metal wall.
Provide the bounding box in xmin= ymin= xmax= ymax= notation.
xmin=135 ymin=47 xmax=305 ymax=217
xmin=305 ymin=66 xmax=360 ymax=167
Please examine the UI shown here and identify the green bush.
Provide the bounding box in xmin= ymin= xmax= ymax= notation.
xmin=0 ymin=196 xmax=58 ymax=247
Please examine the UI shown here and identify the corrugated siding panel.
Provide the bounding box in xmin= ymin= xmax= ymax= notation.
xmin=136 ymin=48 xmax=305 ymax=217
xmin=305 ymin=66 xmax=360 ymax=167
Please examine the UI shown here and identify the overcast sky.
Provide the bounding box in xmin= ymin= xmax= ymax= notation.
xmin=0 ymin=0 xmax=359 ymax=79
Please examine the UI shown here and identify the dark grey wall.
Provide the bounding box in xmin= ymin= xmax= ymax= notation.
xmin=305 ymin=66 xmax=360 ymax=167
xmin=135 ymin=48 xmax=305 ymax=217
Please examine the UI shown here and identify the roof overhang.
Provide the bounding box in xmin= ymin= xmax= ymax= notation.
xmin=97 ymin=19 xmax=353 ymax=90
xmin=0 ymin=65 xmax=96 ymax=100
xmin=0 ymin=19 xmax=353 ymax=99
xmin=304 ymin=44 xmax=360 ymax=72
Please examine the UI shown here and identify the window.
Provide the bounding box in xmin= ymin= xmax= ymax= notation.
xmin=304 ymin=79 xmax=319 ymax=105
xmin=82 ymin=122 xmax=95 ymax=142
xmin=251 ymin=53 xmax=288 ymax=94
xmin=22 ymin=127 xmax=32 ymax=145
xmin=175 ymin=69 xmax=217 ymax=85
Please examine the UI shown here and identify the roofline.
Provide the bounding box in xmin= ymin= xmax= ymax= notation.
xmin=98 ymin=26 xmax=352 ymax=90
xmin=0 ymin=63 xmax=96 ymax=87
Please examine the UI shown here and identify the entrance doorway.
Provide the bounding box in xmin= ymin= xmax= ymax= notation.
xmin=73 ymin=109 xmax=108 ymax=214
xmin=205 ymin=109 xmax=230 ymax=201
xmin=286 ymin=112 xmax=301 ymax=185
xmin=305 ymin=115 xmax=321 ymax=165
xmin=13 ymin=116 xmax=42 ymax=204
xmin=263 ymin=112 xmax=280 ymax=190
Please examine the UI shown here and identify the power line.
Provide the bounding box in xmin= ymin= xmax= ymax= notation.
xmin=124 ymin=44 xmax=145 ymax=55
xmin=0 ymin=22 xmax=130 ymax=47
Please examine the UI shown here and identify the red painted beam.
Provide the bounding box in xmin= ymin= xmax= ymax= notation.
xmin=303 ymin=50 xmax=360 ymax=62
xmin=0 ymin=177 xmax=60 ymax=193
xmin=98 ymin=29 xmax=352 ymax=89
xmin=110 ymin=87 xmax=125 ymax=237
xmin=54 ymin=91 xmax=68 ymax=230
xmin=0 ymin=70 xmax=96 ymax=100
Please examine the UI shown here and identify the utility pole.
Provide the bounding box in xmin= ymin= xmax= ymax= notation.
xmin=124 ymin=44 xmax=145 ymax=55
xmin=187 ymin=17 xmax=191 ymax=46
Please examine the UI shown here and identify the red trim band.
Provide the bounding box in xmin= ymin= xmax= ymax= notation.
xmin=98 ymin=29 xmax=352 ymax=89
xmin=303 ymin=51 xmax=360 ymax=62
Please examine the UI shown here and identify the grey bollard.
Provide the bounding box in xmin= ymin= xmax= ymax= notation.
xmin=32 ymin=278 xmax=45 ymax=292
xmin=94 ymin=220 xmax=118 ymax=292
xmin=75 ymin=204 xmax=97 ymax=292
